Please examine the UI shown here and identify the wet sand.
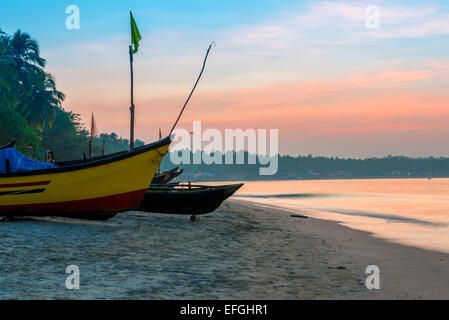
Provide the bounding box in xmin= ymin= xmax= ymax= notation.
xmin=231 ymin=200 xmax=449 ymax=299
xmin=1 ymin=200 xmax=448 ymax=299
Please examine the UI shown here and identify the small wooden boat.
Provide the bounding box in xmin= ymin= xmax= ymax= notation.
xmin=151 ymin=167 xmax=184 ymax=185
xmin=0 ymin=137 xmax=171 ymax=220
xmin=137 ymin=183 xmax=244 ymax=220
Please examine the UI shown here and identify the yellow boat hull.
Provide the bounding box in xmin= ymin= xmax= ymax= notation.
xmin=0 ymin=137 xmax=171 ymax=220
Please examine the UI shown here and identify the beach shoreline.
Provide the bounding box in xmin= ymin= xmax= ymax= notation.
xmin=230 ymin=199 xmax=449 ymax=299
xmin=1 ymin=199 xmax=448 ymax=300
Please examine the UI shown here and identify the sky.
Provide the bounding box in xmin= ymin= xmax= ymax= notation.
xmin=1 ymin=0 xmax=449 ymax=158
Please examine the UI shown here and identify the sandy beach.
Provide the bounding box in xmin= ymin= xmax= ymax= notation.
xmin=1 ymin=199 xmax=448 ymax=300
xmin=230 ymin=200 xmax=449 ymax=299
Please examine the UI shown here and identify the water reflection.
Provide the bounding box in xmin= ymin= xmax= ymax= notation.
xmin=236 ymin=178 xmax=449 ymax=253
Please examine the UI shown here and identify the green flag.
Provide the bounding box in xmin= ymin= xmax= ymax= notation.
xmin=130 ymin=11 xmax=142 ymax=54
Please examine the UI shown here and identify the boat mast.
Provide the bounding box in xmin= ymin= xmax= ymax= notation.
xmin=129 ymin=44 xmax=135 ymax=151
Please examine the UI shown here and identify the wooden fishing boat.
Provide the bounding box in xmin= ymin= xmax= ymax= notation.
xmin=137 ymin=183 xmax=244 ymax=219
xmin=0 ymin=137 xmax=171 ymax=220
xmin=0 ymin=18 xmax=214 ymax=222
xmin=151 ymin=167 xmax=183 ymax=185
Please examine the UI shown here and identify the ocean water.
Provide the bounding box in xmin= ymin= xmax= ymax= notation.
xmin=234 ymin=178 xmax=449 ymax=254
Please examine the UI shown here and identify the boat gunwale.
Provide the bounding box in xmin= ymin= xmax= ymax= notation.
xmin=0 ymin=136 xmax=171 ymax=178
xmin=148 ymin=183 xmax=244 ymax=192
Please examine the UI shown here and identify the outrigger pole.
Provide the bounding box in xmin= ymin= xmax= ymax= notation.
xmin=170 ymin=42 xmax=215 ymax=136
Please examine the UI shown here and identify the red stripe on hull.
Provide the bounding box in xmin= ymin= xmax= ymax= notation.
xmin=0 ymin=189 xmax=147 ymax=220
xmin=0 ymin=181 xmax=51 ymax=189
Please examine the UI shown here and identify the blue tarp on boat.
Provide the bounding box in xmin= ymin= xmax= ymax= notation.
xmin=0 ymin=148 xmax=56 ymax=173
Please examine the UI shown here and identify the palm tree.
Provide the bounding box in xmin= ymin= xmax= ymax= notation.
xmin=8 ymin=30 xmax=46 ymax=106
xmin=16 ymin=72 xmax=65 ymax=131
xmin=0 ymin=30 xmax=17 ymax=106
xmin=4 ymin=30 xmax=64 ymax=131
xmin=9 ymin=30 xmax=46 ymax=74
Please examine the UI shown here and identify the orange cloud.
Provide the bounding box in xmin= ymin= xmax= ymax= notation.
xmin=59 ymin=66 xmax=449 ymax=156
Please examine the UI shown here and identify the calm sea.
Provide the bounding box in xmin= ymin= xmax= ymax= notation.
xmin=234 ymin=178 xmax=449 ymax=254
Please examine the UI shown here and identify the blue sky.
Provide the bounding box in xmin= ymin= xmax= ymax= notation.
xmin=3 ymin=0 xmax=445 ymax=47
xmin=0 ymin=0 xmax=306 ymax=42
xmin=1 ymin=1 xmax=449 ymax=157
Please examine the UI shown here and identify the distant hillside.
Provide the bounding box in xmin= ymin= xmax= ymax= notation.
xmin=160 ymin=150 xmax=449 ymax=181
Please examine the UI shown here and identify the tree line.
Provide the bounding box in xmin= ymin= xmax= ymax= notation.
xmin=0 ymin=29 xmax=142 ymax=161
xmin=160 ymin=150 xmax=449 ymax=181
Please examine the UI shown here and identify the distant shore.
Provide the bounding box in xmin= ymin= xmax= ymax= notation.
xmin=231 ymin=199 xmax=449 ymax=299
xmin=188 ymin=175 xmax=442 ymax=183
